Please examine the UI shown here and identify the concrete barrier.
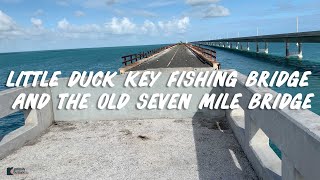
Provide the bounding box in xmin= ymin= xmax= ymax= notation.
xmin=225 ymin=72 xmax=320 ymax=180
xmin=0 ymin=86 xmax=54 ymax=159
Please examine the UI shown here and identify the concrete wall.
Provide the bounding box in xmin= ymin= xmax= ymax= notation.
xmin=225 ymin=72 xmax=320 ymax=180
xmin=0 ymin=86 xmax=54 ymax=159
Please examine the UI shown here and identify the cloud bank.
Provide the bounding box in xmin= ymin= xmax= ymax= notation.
xmin=0 ymin=10 xmax=190 ymax=41
xmin=185 ymin=0 xmax=230 ymax=18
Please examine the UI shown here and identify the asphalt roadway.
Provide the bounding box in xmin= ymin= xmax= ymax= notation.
xmin=130 ymin=44 xmax=211 ymax=71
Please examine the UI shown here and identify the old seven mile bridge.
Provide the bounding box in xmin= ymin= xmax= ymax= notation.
xmin=0 ymin=30 xmax=320 ymax=180
xmin=120 ymin=30 xmax=320 ymax=72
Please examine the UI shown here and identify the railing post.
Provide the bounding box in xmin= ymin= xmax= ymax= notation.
xmin=123 ymin=57 xmax=127 ymax=66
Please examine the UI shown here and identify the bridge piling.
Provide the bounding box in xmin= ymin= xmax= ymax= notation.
xmin=194 ymin=30 xmax=320 ymax=59
xmin=264 ymin=42 xmax=269 ymax=54
xmin=286 ymin=41 xmax=289 ymax=57
xmin=298 ymin=42 xmax=303 ymax=59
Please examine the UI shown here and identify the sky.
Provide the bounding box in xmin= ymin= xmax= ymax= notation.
xmin=0 ymin=0 xmax=320 ymax=52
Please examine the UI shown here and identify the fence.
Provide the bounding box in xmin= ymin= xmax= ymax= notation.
xmin=121 ymin=44 xmax=175 ymax=66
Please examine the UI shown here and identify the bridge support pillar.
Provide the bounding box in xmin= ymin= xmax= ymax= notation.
xmin=240 ymin=43 xmax=243 ymax=50
xmin=286 ymin=41 xmax=289 ymax=57
xmin=230 ymin=42 xmax=233 ymax=49
xmin=247 ymin=42 xmax=250 ymax=51
xmin=236 ymin=42 xmax=239 ymax=49
xmin=256 ymin=42 xmax=259 ymax=53
xmin=298 ymin=42 xmax=303 ymax=59
xmin=264 ymin=42 xmax=269 ymax=54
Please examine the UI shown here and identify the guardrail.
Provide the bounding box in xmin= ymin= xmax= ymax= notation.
xmin=121 ymin=44 xmax=175 ymax=66
xmin=186 ymin=44 xmax=220 ymax=70
xmin=0 ymin=87 xmax=54 ymax=159
xmin=225 ymin=72 xmax=320 ymax=180
xmin=190 ymin=44 xmax=217 ymax=61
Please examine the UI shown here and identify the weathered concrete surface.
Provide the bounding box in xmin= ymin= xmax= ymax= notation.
xmin=0 ymin=118 xmax=257 ymax=180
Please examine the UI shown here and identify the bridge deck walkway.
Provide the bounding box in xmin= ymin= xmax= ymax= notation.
xmin=130 ymin=44 xmax=211 ymax=71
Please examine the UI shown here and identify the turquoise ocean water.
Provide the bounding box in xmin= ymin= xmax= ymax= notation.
xmin=0 ymin=43 xmax=319 ymax=139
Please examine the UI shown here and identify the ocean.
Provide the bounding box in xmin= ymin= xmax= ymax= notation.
xmin=0 ymin=43 xmax=319 ymax=138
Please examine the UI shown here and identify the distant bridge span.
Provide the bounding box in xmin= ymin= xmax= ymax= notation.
xmin=192 ymin=31 xmax=320 ymax=59
xmin=195 ymin=31 xmax=320 ymax=43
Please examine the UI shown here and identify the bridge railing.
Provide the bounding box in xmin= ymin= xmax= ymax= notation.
xmin=0 ymin=87 xmax=54 ymax=159
xmin=121 ymin=44 xmax=175 ymax=66
xmin=191 ymin=44 xmax=217 ymax=61
xmin=225 ymin=72 xmax=320 ymax=180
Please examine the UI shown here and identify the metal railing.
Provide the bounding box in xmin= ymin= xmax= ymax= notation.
xmin=190 ymin=44 xmax=217 ymax=61
xmin=121 ymin=44 xmax=175 ymax=66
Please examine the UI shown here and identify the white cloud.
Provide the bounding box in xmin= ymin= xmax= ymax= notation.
xmin=0 ymin=10 xmax=191 ymax=41
xmin=158 ymin=17 xmax=190 ymax=34
xmin=141 ymin=20 xmax=157 ymax=35
xmin=133 ymin=10 xmax=157 ymax=18
xmin=105 ymin=17 xmax=136 ymax=35
xmin=106 ymin=0 xmax=118 ymax=6
xmin=83 ymin=0 xmax=117 ymax=8
xmin=57 ymin=18 xmax=70 ymax=29
xmin=31 ymin=18 xmax=43 ymax=28
xmin=56 ymin=18 xmax=103 ymax=39
xmin=202 ymin=4 xmax=230 ymax=18
xmin=177 ymin=17 xmax=190 ymax=30
xmin=147 ymin=0 xmax=177 ymax=8
xmin=56 ymin=0 xmax=69 ymax=6
xmin=0 ymin=10 xmax=17 ymax=31
xmin=57 ymin=18 xmax=101 ymax=33
xmin=185 ymin=0 xmax=230 ymax=18
xmin=74 ymin=10 xmax=85 ymax=17
xmin=186 ymin=0 xmax=220 ymax=6
xmin=33 ymin=9 xmax=44 ymax=16
xmin=0 ymin=10 xmax=23 ymax=39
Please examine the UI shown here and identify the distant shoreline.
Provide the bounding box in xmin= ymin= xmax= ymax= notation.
xmin=0 ymin=43 xmax=173 ymax=55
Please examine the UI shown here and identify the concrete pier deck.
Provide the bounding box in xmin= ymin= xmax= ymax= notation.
xmin=130 ymin=44 xmax=211 ymax=71
xmin=0 ymin=118 xmax=256 ymax=180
